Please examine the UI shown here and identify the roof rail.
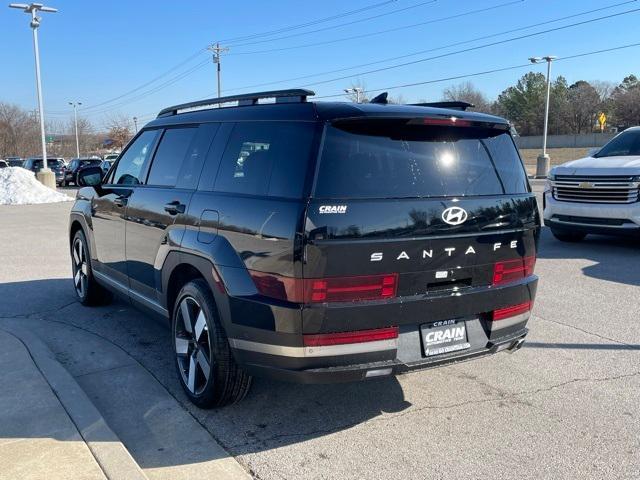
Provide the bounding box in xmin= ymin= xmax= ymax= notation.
xmin=410 ymin=101 xmax=475 ymax=111
xmin=157 ymin=89 xmax=315 ymax=117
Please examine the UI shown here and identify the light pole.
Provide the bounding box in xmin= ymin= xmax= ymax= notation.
xmin=529 ymin=55 xmax=557 ymax=178
xmin=344 ymin=87 xmax=364 ymax=103
xmin=133 ymin=116 xmax=138 ymax=133
xmin=208 ymin=43 xmax=229 ymax=98
xmin=9 ymin=2 xmax=58 ymax=188
xmin=69 ymin=101 xmax=81 ymax=157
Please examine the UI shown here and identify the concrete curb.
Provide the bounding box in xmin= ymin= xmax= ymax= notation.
xmin=0 ymin=323 xmax=147 ymax=480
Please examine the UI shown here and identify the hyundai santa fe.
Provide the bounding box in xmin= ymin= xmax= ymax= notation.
xmin=69 ymin=89 xmax=540 ymax=408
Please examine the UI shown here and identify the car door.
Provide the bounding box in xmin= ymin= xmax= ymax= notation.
xmin=91 ymin=129 xmax=160 ymax=286
xmin=125 ymin=123 xmax=218 ymax=304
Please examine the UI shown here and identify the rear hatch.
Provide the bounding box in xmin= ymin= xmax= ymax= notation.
xmin=302 ymin=116 xmax=539 ymax=330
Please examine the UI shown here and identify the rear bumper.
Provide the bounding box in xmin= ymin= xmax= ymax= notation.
xmin=227 ymin=276 xmax=536 ymax=383
xmin=232 ymin=326 xmax=528 ymax=384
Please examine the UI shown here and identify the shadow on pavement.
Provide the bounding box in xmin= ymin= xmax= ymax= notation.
xmin=0 ymin=277 xmax=412 ymax=464
xmin=537 ymin=227 xmax=640 ymax=287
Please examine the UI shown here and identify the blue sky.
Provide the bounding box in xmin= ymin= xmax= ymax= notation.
xmin=1 ymin=0 xmax=639 ymax=130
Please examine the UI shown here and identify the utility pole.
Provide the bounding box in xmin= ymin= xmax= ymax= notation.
xmin=69 ymin=101 xmax=81 ymax=157
xmin=133 ymin=116 xmax=138 ymax=133
xmin=344 ymin=87 xmax=364 ymax=103
xmin=10 ymin=2 xmax=58 ymax=188
xmin=529 ymin=55 xmax=557 ymax=178
xmin=208 ymin=43 xmax=229 ymax=98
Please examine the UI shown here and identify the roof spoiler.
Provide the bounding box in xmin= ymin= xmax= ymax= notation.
xmin=410 ymin=101 xmax=475 ymax=111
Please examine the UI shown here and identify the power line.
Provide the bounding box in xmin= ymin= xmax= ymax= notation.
xmin=313 ymin=41 xmax=640 ymax=99
xmin=227 ymin=0 xmax=437 ymax=48
xmin=227 ymin=0 xmax=524 ymax=56
xmin=298 ymin=6 xmax=640 ymax=89
xmin=215 ymin=0 xmax=397 ymax=44
xmin=223 ymin=0 xmax=636 ymax=94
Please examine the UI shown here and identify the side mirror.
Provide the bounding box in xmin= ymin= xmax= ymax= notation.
xmin=77 ymin=166 xmax=103 ymax=187
xmin=588 ymin=147 xmax=600 ymax=157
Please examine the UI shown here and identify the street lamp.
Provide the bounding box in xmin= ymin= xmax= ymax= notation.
xmin=68 ymin=101 xmax=81 ymax=158
xmin=9 ymin=2 xmax=58 ymax=188
xmin=344 ymin=87 xmax=364 ymax=103
xmin=529 ymin=55 xmax=557 ymax=178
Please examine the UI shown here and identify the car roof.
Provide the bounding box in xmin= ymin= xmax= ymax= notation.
xmin=145 ymin=96 xmax=508 ymax=128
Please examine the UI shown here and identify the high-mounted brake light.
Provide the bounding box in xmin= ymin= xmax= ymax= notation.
xmin=492 ymin=301 xmax=532 ymax=321
xmin=492 ymin=256 xmax=536 ymax=286
xmin=420 ymin=117 xmax=473 ymax=127
xmin=249 ymin=272 xmax=399 ymax=304
xmin=303 ymin=326 xmax=399 ymax=347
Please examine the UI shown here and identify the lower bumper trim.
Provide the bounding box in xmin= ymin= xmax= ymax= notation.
xmin=229 ymin=337 xmax=398 ymax=358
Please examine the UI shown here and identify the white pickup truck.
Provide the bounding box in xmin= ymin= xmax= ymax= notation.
xmin=544 ymin=126 xmax=640 ymax=241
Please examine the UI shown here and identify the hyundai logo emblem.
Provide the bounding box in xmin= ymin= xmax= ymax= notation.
xmin=442 ymin=206 xmax=468 ymax=225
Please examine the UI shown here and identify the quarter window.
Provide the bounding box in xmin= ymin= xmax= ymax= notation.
xmin=214 ymin=122 xmax=315 ymax=198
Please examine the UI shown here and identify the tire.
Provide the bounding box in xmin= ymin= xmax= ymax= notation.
xmin=172 ymin=279 xmax=252 ymax=408
xmin=550 ymin=228 xmax=587 ymax=242
xmin=71 ymin=229 xmax=113 ymax=306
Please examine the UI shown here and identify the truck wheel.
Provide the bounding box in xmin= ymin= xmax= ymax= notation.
xmin=172 ymin=279 xmax=252 ymax=408
xmin=550 ymin=228 xmax=586 ymax=242
xmin=71 ymin=230 xmax=113 ymax=305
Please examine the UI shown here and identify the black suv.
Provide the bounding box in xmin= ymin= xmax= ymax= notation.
xmin=64 ymin=158 xmax=102 ymax=186
xmin=23 ymin=157 xmax=66 ymax=185
xmin=69 ymin=89 xmax=540 ymax=408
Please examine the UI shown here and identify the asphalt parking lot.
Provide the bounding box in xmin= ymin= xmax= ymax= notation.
xmin=1 ymin=185 xmax=639 ymax=480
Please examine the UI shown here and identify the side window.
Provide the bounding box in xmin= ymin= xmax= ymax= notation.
xmin=147 ymin=127 xmax=197 ymax=187
xmin=214 ymin=122 xmax=315 ymax=198
xmin=110 ymin=130 xmax=158 ymax=185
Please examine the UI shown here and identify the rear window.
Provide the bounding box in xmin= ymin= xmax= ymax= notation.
xmin=314 ymin=122 xmax=528 ymax=199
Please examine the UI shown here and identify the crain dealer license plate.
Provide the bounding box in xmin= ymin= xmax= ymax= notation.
xmin=421 ymin=319 xmax=471 ymax=357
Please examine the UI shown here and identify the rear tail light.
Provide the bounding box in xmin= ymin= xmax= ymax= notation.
xmin=492 ymin=301 xmax=532 ymax=321
xmin=492 ymin=256 xmax=536 ymax=286
xmin=307 ymin=274 xmax=398 ymax=303
xmin=303 ymin=326 xmax=399 ymax=347
xmin=249 ymin=271 xmax=398 ymax=304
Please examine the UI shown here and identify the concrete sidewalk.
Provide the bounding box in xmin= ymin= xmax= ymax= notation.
xmin=0 ymin=329 xmax=107 ymax=480
xmin=0 ymin=317 xmax=250 ymax=480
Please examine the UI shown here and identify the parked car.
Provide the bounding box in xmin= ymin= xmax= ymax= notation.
xmin=5 ymin=157 xmax=23 ymax=167
xmin=64 ymin=158 xmax=102 ymax=186
xmin=544 ymin=126 xmax=640 ymax=241
xmin=100 ymin=160 xmax=114 ymax=176
xmin=0 ymin=160 xmax=7 ymax=168
xmin=69 ymin=89 xmax=540 ymax=408
xmin=23 ymin=157 xmax=66 ymax=185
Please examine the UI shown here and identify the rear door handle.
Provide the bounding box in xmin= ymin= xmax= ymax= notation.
xmin=164 ymin=201 xmax=186 ymax=215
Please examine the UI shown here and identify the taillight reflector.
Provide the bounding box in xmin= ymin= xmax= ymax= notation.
xmin=492 ymin=301 xmax=532 ymax=321
xmin=249 ymin=271 xmax=398 ymax=304
xmin=303 ymin=326 xmax=399 ymax=347
xmin=493 ymin=256 xmax=536 ymax=286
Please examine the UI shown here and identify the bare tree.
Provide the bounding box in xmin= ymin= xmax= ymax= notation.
xmin=0 ymin=102 xmax=41 ymax=157
xmin=441 ymin=81 xmax=492 ymax=112
xmin=104 ymin=113 xmax=133 ymax=150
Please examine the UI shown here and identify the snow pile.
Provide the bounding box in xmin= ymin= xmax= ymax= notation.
xmin=0 ymin=167 xmax=73 ymax=205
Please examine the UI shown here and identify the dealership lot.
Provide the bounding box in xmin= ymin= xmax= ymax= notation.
xmin=0 ymin=185 xmax=638 ymax=479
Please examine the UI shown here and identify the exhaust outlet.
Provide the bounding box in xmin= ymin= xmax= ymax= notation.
xmin=507 ymin=338 xmax=525 ymax=353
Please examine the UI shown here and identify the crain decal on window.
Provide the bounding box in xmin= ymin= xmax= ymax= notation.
xmin=319 ymin=205 xmax=347 ymax=214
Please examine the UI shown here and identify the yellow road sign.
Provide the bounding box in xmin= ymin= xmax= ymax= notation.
xmin=598 ymin=112 xmax=607 ymax=126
